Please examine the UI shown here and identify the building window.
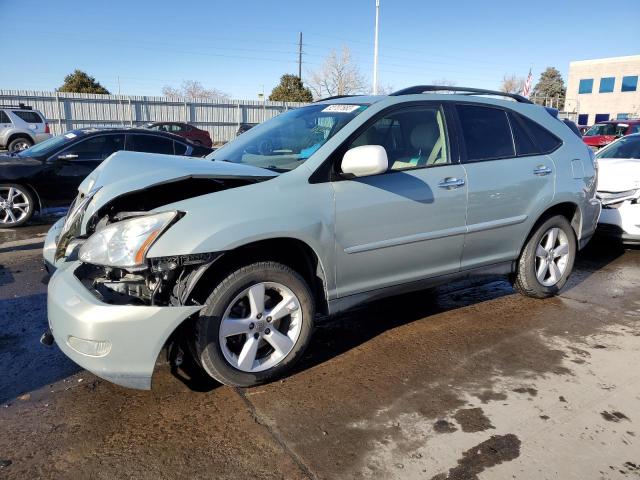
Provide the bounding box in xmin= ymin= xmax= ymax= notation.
xmin=599 ymin=77 xmax=615 ymax=93
xmin=621 ymin=75 xmax=638 ymax=92
xmin=578 ymin=79 xmax=593 ymax=94
xmin=594 ymin=113 xmax=610 ymax=123
xmin=577 ymin=114 xmax=589 ymax=126
xmin=616 ymin=113 xmax=629 ymax=120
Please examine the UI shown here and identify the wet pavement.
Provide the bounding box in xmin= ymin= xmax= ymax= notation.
xmin=0 ymin=221 xmax=639 ymax=479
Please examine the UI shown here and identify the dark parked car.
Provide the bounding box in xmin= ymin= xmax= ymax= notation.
xmin=562 ymin=118 xmax=582 ymax=137
xmin=0 ymin=127 xmax=212 ymax=227
xmin=236 ymin=123 xmax=257 ymax=136
xmin=145 ymin=122 xmax=213 ymax=147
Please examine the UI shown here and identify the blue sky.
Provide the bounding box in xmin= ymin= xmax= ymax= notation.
xmin=1 ymin=0 xmax=637 ymax=99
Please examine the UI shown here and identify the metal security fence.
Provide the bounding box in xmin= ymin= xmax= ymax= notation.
xmin=0 ymin=90 xmax=308 ymax=143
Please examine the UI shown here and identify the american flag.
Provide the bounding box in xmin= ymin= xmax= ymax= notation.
xmin=522 ymin=69 xmax=533 ymax=97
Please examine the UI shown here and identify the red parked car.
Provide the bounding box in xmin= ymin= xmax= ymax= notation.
xmin=582 ymin=120 xmax=640 ymax=150
xmin=145 ymin=122 xmax=213 ymax=147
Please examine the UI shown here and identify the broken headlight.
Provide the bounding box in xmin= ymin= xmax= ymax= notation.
xmin=78 ymin=211 xmax=177 ymax=270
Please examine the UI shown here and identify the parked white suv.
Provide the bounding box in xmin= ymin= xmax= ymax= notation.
xmin=0 ymin=104 xmax=51 ymax=152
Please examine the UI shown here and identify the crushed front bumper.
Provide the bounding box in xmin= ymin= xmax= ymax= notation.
xmin=47 ymin=261 xmax=202 ymax=389
xmin=598 ymin=201 xmax=640 ymax=243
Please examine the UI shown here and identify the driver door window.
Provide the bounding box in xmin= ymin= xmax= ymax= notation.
xmin=348 ymin=106 xmax=449 ymax=171
xmin=59 ymin=135 xmax=124 ymax=161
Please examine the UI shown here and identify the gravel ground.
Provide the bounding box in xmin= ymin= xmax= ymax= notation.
xmin=0 ymin=220 xmax=639 ymax=479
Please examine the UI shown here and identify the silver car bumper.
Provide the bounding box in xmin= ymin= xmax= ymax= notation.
xmin=47 ymin=261 xmax=202 ymax=389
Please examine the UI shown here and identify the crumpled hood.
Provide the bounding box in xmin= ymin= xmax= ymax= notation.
xmin=597 ymin=158 xmax=640 ymax=192
xmin=80 ymin=151 xmax=277 ymax=195
xmin=78 ymin=151 xmax=278 ymax=231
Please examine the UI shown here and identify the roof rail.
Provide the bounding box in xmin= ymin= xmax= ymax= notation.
xmin=390 ymin=86 xmax=534 ymax=104
xmin=314 ymin=95 xmax=362 ymax=103
xmin=0 ymin=103 xmax=32 ymax=110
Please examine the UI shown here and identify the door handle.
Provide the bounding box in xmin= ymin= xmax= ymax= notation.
xmin=438 ymin=177 xmax=465 ymax=189
xmin=533 ymin=165 xmax=552 ymax=176
xmin=58 ymin=153 xmax=78 ymax=160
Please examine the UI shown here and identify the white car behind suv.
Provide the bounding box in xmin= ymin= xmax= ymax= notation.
xmin=596 ymin=133 xmax=640 ymax=244
xmin=0 ymin=104 xmax=51 ymax=152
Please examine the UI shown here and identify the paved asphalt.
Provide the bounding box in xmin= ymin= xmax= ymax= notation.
xmin=0 ymin=217 xmax=639 ymax=479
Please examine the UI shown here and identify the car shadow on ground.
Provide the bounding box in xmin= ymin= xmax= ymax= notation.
xmin=0 ymin=293 xmax=81 ymax=404
xmin=172 ymin=236 xmax=629 ymax=393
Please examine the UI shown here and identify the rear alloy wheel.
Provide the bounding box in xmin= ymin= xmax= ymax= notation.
xmin=8 ymin=137 xmax=33 ymax=152
xmin=194 ymin=262 xmax=315 ymax=387
xmin=0 ymin=184 xmax=35 ymax=227
xmin=512 ymin=215 xmax=576 ymax=298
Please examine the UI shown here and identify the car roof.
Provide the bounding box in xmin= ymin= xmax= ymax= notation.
xmin=71 ymin=127 xmax=189 ymax=141
xmin=315 ymin=92 xmax=541 ymax=110
xmin=595 ymin=119 xmax=640 ymax=125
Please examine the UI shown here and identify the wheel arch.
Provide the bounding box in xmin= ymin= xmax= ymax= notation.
xmin=0 ymin=181 xmax=42 ymax=213
xmin=519 ymin=201 xmax=580 ymax=256
xmin=185 ymin=237 xmax=329 ymax=316
xmin=6 ymin=131 xmax=35 ymax=146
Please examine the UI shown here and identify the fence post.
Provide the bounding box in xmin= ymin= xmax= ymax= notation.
xmin=55 ymin=91 xmax=63 ymax=134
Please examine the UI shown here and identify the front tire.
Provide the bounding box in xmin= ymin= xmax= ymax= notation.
xmin=0 ymin=184 xmax=35 ymax=227
xmin=512 ymin=215 xmax=576 ymax=298
xmin=194 ymin=261 xmax=315 ymax=387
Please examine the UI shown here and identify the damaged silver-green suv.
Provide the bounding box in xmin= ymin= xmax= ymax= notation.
xmin=44 ymin=86 xmax=600 ymax=389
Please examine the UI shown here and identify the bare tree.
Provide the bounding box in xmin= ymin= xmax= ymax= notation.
xmin=308 ymin=47 xmax=367 ymax=99
xmin=500 ymin=74 xmax=525 ymax=94
xmin=162 ymin=80 xmax=229 ymax=100
xmin=432 ymin=78 xmax=458 ymax=88
xmin=375 ymin=83 xmax=395 ymax=95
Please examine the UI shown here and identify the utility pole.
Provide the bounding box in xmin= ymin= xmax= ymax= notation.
xmin=372 ymin=0 xmax=380 ymax=94
xmin=298 ymin=32 xmax=303 ymax=80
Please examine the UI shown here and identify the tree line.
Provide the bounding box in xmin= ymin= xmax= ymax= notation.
xmin=57 ymin=54 xmax=568 ymax=110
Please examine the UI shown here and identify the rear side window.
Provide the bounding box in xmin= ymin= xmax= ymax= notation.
xmin=508 ymin=113 xmax=538 ymax=156
xmin=516 ymin=114 xmax=562 ymax=153
xmin=174 ymin=141 xmax=188 ymax=155
xmin=12 ymin=110 xmax=43 ymax=123
xmin=456 ymin=105 xmax=514 ymax=161
xmin=127 ymin=134 xmax=175 ymax=154
xmin=0 ymin=111 xmax=10 ymax=123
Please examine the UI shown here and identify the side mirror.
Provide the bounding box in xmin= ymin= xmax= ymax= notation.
xmin=341 ymin=145 xmax=388 ymax=177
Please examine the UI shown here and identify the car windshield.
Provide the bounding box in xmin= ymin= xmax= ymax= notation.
xmin=584 ymin=123 xmax=627 ymax=136
xmin=207 ymin=103 xmax=368 ymax=172
xmin=16 ymin=132 xmax=79 ymax=157
xmin=597 ymin=135 xmax=640 ymax=159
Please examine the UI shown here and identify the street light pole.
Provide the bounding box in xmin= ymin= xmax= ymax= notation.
xmin=372 ymin=0 xmax=380 ymax=95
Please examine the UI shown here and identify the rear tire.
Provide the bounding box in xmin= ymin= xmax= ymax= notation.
xmin=8 ymin=137 xmax=33 ymax=152
xmin=512 ymin=215 xmax=576 ymax=298
xmin=194 ymin=261 xmax=315 ymax=387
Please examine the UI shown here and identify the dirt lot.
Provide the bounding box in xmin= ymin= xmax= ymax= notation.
xmin=1 ymin=219 xmax=639 ymax=479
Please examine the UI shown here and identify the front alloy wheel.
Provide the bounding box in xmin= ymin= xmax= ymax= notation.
xmin=219 ymin=282 xmax=303 ymax=373
xmin=194 ymin=261 xmax=315 ymax=386
xmin=0 ymin=184 xmax=35 ymax=227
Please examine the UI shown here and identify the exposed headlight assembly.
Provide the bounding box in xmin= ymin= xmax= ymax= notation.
xmin=79 ymin=211 xmax=178 ymax=270
xmin=55 ymin=187 xmax=102 ymax=261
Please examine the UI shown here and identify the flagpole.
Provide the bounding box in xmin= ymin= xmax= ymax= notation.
xmin=372 ymin=0 xmax=380 ymax=95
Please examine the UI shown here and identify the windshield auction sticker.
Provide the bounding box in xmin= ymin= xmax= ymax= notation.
xmin=322 ymin=105 xmax=362 ymax=113
xmin=64 ymin=133 xmax=77 ymax=139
